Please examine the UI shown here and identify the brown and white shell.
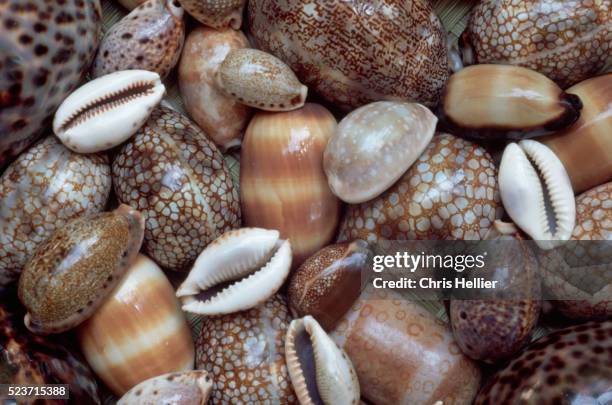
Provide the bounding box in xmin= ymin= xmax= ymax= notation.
xmin=324 ymin=101 xmax=437 ymax=204
xmin=176 ymin=228 xmax=292 ymax=315
xmin=112 ymin=106 xmax=240 ymax=272
xmin=17 ymin=205 xmax=144 ymax=334
xmin=178 ymin=26 xmax=252 ymax=151
xmin=248 ymin=0 xmax=449 ymax=110
xmin=0 ymin=136 xmax=111 ymax=286
xmin=0 ymin=0 xmax=101 ymax=168
xmin=461 ymin=0 xmax=612 ymax=88
xmin=117 ymin=0 xmax=147 ymax=9
xmin=285 ymin=315 xmax=360 ymax=405
xmin=339 ymin=133 xmax=503 ymax=243
xmin=196 ymin=294 xmax=297 ymax=404
xmin=179 ymin=0 xmax=246 ymax=29
xmin=117 ymin=371 xmax=213 ymax=405
xmin=92 ymin=0 xmax=185 ymax=79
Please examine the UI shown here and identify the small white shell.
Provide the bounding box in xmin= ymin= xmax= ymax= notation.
xmin=286 ymin=315 xmax=360 ymax=405
xmin=499 ymin=140 xmax=576 ymax=249
xmin=176 ymin=228 xmax=292 ymax=315
xmin=53 ymin=70 xmax=165 ymax=153
xmin=117 ymin=370 xmax=213 ymax=405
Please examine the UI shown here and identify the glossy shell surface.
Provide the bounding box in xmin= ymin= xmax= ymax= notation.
xmin=178 ymin=26 xmax=252 ymax=151
xmin=78 ymin=254 xmax=195 ymax=396
xmin=92 ymin=0 xmax=185 ymax=79
xmin=0 ymin=0 xmax=101 ymax=168
xmin=475 ymin=320 xmax=612 ymax=405
xmin=240 ymin=103 xmax=340 ymax=266
xmin=0 ymin=136 xmax=111 ymax=285
xmin=339 ymin=133 xmax=503 ymax=243
xmin=463 ymin=0 xmax=612 ymax=88
xmin=179 ymin=0 xmax=246 ymax=29
xmin=18 ymin=206 xmax=145 ymax=334
xmin=196 ymin=294 xmax=297 ymax=404
xmin=117 ymin=370 xmax=213 ymax=405
xmin=248 ymin=0 xmax=449 ymax=110
xmin=112 ymin=106 xmax=240 ymax=272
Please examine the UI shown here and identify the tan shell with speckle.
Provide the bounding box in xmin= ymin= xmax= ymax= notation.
xmin=112 ymin=106 xmax=241 ymax=272
xmin=179 ymin=0 xmax=246 ymax=29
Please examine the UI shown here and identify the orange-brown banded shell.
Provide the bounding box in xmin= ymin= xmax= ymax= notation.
xmin=179 ymin=0 xmax=246 ymax=29
xmin=18 ymin=205 xmax=145 ymax=334
xmin=112 ymin=106 xmax=240 ymax=272
xmin=78 ymin=254 xmax=195 ymax=396
xmin=0 ymin=136 xmax=111 ymax=286
xmin=339 ymin=133 xmax=503 ymax=243
xmin=247 ymin=0 xmax=449 ymax=110
xmin=461 ymin=0 xmax=612 ymax=88
xmin=542 ymin=73 xmax=612 ymax=194
xmin=196 ymin=294 xmax=297 ymax=404
xmin=240 ymin=103 xmax=341 ymax=267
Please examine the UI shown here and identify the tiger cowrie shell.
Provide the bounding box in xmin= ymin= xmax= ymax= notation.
xmin=499 ymin=139 xmax=576 ymax=250
xmin=176 ymin=228 xmax=292 ymax=315
xmin=216 ymin=48 xmax=308 ymax=111
xmin=53 ymin=70 xmax=165 ymax=153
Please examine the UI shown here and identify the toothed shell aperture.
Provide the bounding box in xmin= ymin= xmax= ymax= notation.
xmin=177 ymin=228 xmax=292 ymax=315
xmin=285 ymin=315 xmax=360 ymax=405
xmin=92 ymin=0 xmax=185 ymax=79
xmin=499 ymin=140 xmax=576 ymax=249
xmin=18 ymin=205 xmax=145 ymax=334
xmin=0 ymin=136 xmax=111 ymax=286
xmin=53 ymin=70 xmax=165 ymax=153
xmin=179 ymin=0 xmax=246 ymax=29
xmin=117 ymin=371 xmax=213 ymax=405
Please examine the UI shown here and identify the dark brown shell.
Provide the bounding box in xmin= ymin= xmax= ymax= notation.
xmin=0 ymin=0 xmax=101 ymax=169
xmin=247 ymin=0 xmax=449 ymax=110
xmin=475 ymin=320 xmax=612 ymax=404
xmin=112 ymin=106 xmax=241 ymax=272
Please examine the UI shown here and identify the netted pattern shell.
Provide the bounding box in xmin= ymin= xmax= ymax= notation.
xmin=0 ymin=0 xmax=101 ymax=168
xmin=112 ymin=106 xmax=241 ymax=271
xmin=0 ymin=136 xmax=111 ymax=286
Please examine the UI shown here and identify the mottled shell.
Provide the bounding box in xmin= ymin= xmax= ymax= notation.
xmin=339 ymin=133 xmax=503 ymax=243
xmin=0 ymin=0 xmax=101 ymax=168
xmin=178 ymin=26 xmax=252 ymax=151
xmin=92 ymin=0 xmax=185 ymax=79
xmin=542 ymin=73 xmax=612 ymax=193
xmin=0 ymin=293 xmax=100 ymax=404
xmin=117 ymin=0 xmax=147 ymax=9
xmin=112 ymin=106 xmax=240 ymax=272
xmin=248 ymin=0 xmax=449 ymax=110
xmin=179 ymin=0 xmax=246 ymax=29
xmin=78 ymin=255 xmax=195 ymax=396
xmin=196 ymin=294 xmax=297 ymax=404
xmin=117 ymin=370 xmax=213 ymax=405
xmin=0 ymin=136 xmax=111 ymax=286
xmin=541 ymin=182 xmax=612 ymax=320
xmin=18 ymin=205 xmax=145 ymax=334
xmin=240 ymin=104 xmax=341 ymax=267
xmin=475 ymin=321 xmax=612 ymax=404
xmin=324 ymin=101 xmax=437 ymax=203
xmin=462 ymin=0 xmax=612 ymax=88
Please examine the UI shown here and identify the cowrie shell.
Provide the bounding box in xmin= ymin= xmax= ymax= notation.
xmin=53 ymin=70 xmax=165 ymax=153
xmin=117 ymin=371 xmax=213 ymax=404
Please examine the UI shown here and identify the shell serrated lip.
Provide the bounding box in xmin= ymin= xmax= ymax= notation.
xmin=177 ymin=228 xmax=292 ymax=315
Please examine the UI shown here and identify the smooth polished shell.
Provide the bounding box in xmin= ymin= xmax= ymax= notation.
xmin=78 ymin=254 xmax=195 ymax=396
xmin=440 ymin=64 xmax=582 ymax=140
xmin=475 ymin=320 xmax=612 ymax=404
xmin=248 ymin=0 xmax=449 ymax=110
xmin=18 ymin=205 xmax=145 ymax=334
xmin=324 ymin=101 xmax=437 ymax=204
xmin=112 ymin=106 xmax=240 ymax=272
xmin=0 ymin=136 xmax=111 ymax=286
xmin=196 ymin=294 xmax=297 ymax=404
xmin=92 ymin=0 xmax=185 ymax=79
xmin=117 ymin=0 xmax=147 ymax=9
xmin=0 ymin=0 xmax=101 ymax=169
xmin=542 ymin=73 xmax=612 ymax=193
xmin=179 ymin=0 xmax=246 ymax=29
xmin=178 ymin=26 xmax=252 ymax=151
xmin=241 ymin=103 xmax=341 ymax=267
xmin=339 ymin=133 xmax=503 ymax=243
xmin=117 ymin=371 xmax=213 ymax=405
xmin=0 ymin=293 xmax=100 ymax=404
xmin=462 ymin=0 xmax=612 ymax=88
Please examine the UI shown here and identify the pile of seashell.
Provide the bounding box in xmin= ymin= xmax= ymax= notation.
xmin=0 ymin=0 xmax=610 ymax=404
